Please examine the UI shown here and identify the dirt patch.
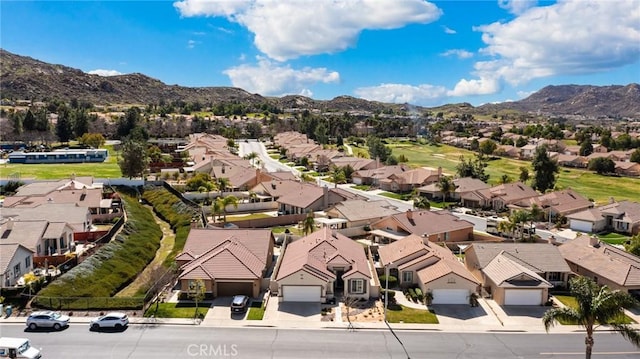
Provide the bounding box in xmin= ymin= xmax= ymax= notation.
xmin=342 ymin=299 xmax=384 ymax=322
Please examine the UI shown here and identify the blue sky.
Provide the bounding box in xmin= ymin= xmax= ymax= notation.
xmin=2 ymin=0 xmax=639 ymax=107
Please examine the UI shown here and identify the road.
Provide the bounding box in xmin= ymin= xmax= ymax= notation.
xmin=1 ymin=324 xmax=638 ymax=358
xmin=239 ymin=140 xmax=560 ymax=239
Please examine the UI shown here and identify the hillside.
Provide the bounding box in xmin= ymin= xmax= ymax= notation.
xmin=1 ymin=49 xmax=638 ymax=118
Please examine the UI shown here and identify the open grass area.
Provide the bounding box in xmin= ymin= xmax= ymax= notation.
xmin=144 ymin=302 xmax=209 ymax=318
xmin=379 ymin=192 xmax=412 ymax=201
xmin=226 ymin=213 xmax=273 ymax=221
xmin=0 ymin=146 xmax=122 ymax=179
xmin=351 ymin=184 xmax=371 ymax=191
xmin=597 ymin=232 xmax=632 ymax=245
xmin=554 ymin=295 xmax=635 ymax=324
xmin=385 ymin=304 xmax=439 ymax=324
xmin=247 ymin=301 xmax=265 ymax=320
xmin=388 ymin=142 xmax=640 ymax=205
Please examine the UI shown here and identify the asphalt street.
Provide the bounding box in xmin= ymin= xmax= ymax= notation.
xmin=1 ymin=324 xmax=639 ymax=359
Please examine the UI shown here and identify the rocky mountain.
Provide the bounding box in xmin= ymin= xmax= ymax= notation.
xmin=478 ymin=84 xmax=640 ymax=118
xmin=1 ymin=49 xmax=638 ymax=118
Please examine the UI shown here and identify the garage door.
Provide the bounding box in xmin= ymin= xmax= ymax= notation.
xmin=282 ymin=286 xmax=321 ymax=302
xmin=504 ymin=289 xmax=542 ymax=305
xmin=432 ymin=289 xmax=469 ymax=304
xmin=570 ymin=220 xmax=592 ymax=233
xmin=217 ymin=282 xmax=253 ymax=297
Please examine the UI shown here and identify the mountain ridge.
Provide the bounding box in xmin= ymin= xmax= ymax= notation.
xmin=1 ymin=49 xmax=638 ymax=118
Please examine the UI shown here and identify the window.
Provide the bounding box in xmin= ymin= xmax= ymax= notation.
xmin=13 ymin=263 xmax=21 ymax=278
xmin=25 ymin=256 xmax=31 ymax=268
xmin=350 ymin=279 xmax=365 ymax=294
xmin=547 ymin=272 xmax=562 ymax=281
xmin=402 ymin=271 xmax=413 ymax=283
xmin=447 ymin=277 xmax=456 ymax=284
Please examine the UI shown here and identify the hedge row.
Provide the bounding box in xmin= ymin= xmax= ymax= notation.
xmin=34 ymin=195 xmax=162 ymax=306
xmin=141 ymin=186 xmax=197 ymax=265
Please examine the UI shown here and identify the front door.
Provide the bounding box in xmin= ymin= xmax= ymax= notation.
xmin=334 ymin=269 xmax=344 ymax=294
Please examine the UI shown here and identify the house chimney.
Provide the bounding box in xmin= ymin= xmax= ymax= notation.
xmin=609 ymin=197 xmax=615 ymax=204
xmin=323 ymin=185 xmax=329 ymax=209
xmin=6 ymin=218 xmax=14 ymax=231
xmin=222 ymin=163 xmax=226 ymax=174
xmin=406 ymin=209 xmax=413 ymax=220
xmin=547 ymin=235 xmax=556 ymax=245
xmin=437 ymin=166 xmax=442 ymax=179
xmin=589 ymin=235 xmax=599 ymax=247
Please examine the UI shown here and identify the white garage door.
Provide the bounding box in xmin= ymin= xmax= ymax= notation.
xmin=504 ymin=289 xmax=542 ymax=305
xmin=432 ymin=289 xmax=469 ymax=304
xmin=282 ymin=286 xmax=321 ymax=302
xmin=570 ymin=220 xmax=592 ymax=233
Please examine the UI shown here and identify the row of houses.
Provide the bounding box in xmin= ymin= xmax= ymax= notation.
xmin=0 ymin=177 xmax=121 ymax=288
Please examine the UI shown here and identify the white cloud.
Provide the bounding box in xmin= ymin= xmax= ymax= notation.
xmin=299 ymin=88 xmax=313 ymax=97
xmin=354 ymin=83 xmax=448 ymax=105
xmin=476 ymin=0 xmax=640 ymax=85
xmin=87 ymin=69 xmax=123 ymax=76
xmin=187 ymin=39 xmax=199 ymax=49
xmin=440 ymin=49 xmax=473 ymax=59
xmin=517 ymin=90 xmax=535 ymax=98
xmin=497 ymin=0 xmax=537 ymax=15
xmin=174 ymin=0 xmax=442 ymax=60
xmin=442 ymin=26 xmax=456 ymax=34
xmin=223 ymin=57 xmax=339 ymax=96
xmin=448 ymin=77 xmax=501 ymax=97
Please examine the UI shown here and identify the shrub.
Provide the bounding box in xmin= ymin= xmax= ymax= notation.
xmin=414 ymin=288 xmax=424 ymax=302
xmin=379 ymin=275 xmax=397 ymax=288
xmin=408 ymin=288 xmax=416 ymax=301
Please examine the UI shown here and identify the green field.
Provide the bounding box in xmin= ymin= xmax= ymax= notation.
xmin=0 ymin=146 xmax=122 ymax=180
xmin=389 ymin=142 xmax=640 ymax=205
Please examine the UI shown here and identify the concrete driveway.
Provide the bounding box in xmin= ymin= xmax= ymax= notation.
xmin=205 ymin=297 xmax=247 ymax=321
xmin=263 ymin=299 xmax=321 ymax=323
xmin=430 ymin=302 xmax=503 ymax=328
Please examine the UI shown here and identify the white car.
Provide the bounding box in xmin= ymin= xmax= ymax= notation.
xmin=26 ymin=311 xmax=70 ymax=331
xmin=90 ymin=312 xmax=129 ymax=330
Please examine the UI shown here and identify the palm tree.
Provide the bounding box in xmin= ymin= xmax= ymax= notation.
xmin=216 ymin=177 xmax=231 ymax=195
xmin=211 ymin=198 xmax=224 ymax=223
xmin=543 ymin=276 xmax=640 ymax=359
xmin=302 ymin=212 xmax=316 ymax=235
xmin=497 ymin=219 xmax=516 ymax=239
xmin=436 ymin=176 xmax=455 ymax=202
xmin=508 ymin=210 xmax=530 ymax=241
xmin=413 ymin=195 xmax=431 ymax=210
xmin=243 ymin=151 xmax=259 ymax=167
xmin=219 ymin=195 xmax=239 ymax=224
xmin=528 ymin=204 xmax=543 ymax=240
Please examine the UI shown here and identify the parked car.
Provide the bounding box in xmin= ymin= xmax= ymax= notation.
xmin=230 ymin=295 xmax=249 ymax=313
xmin=89 ymin=312 xmax=129 ymax=330
xmin=26 ymin=311 xmax=70 ymax=330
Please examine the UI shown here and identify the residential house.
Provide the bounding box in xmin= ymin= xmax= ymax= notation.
xmin=3 ymin=187 xmax=114 ymax=219
xmin=1 ymin=244 xmax=34 ymax=288
xmin=614 ymin=161 xmax=640 ymax=177
xmin=369 ymin=209 xmax=474 ymax=244
xmin=176 ymin=228 xmax=274 ymax=298
xmin=320 ymin=199 xmax=401 ymax=236
xmin=558 ymin=236 xmax=640 ymax=296
xmin=519 ymin=144 xmax=538 ymax=159
xmin=464 ymin=243 xmax=570 ymax=305
xmin=378 ymin=167 xmax=442 ymax=192
xmin=513 ymin=189 xmax=593 ymax=221
xmin=463 ymin=182 xmax=538 ymax=211
xmin=495 ymin=145 xmax=520 ymax=158
xmin=378 ymin=235 xmax=479 ymax=304
xmin=273 ymin=131 xmax=310 ymax=148
xmin=351 ymin=165 xmax=408 ymax=186
xmin=555 ymin=154 xmax=588 ymax=168
xmin=567 ymin=200 xmax=640 ymax=235
xmin=330 ymin=157 xmax=377 ymax=172
xmin=417 ymin=177 xmax=489 ymax=203
xmin=1 ymin=203 xmax=92 ymax=233
xmin=274 ymin=227 xmax=376 ymax=303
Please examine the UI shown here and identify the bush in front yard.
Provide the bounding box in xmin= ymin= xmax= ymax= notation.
xmin=379 ymin=275 xmax=397 ymax=288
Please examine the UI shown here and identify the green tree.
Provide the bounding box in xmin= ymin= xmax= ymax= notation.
xmin=579 ymin=137 xmax=594 ymax=156
xmin=302 ymin=211 xmax=316 ymax=235
xmin=532 ymin=145 xmax=559 ymax=193
xmin=329 ymin=166 xmax=346 ymax=188
xmin=631 ymin=149 xmax=640 ymax=164
xmin=588 ymin=157 xmax=616 ymax=175
xmin=497 ymin=219 xmax=516 ymax=239
xmin=243 ymin=152 xmax=259 ymax=167
xmin=543 ymin=276 xmax=640 ymax=359
xmin=80 ymin=133 xmax=106 ymax=148
xmin=216 ymin=195 xmax=239 ymax=224
xmin=479 ymin=139 xmax=497 ymax=156
xmin=188 ymin=279 xmax=207 ymax=320
xmin=509 ymin=210 xmax=530 ymax=241
xmin=55 ymin=108 xmax=73 ymax=144
xmin=624 ymin=234 xmax=640 ymax=256
xmin=118 ymin=140 xmax=150 ymax=179
xmin=412 ymin=196 xmax=431 ymax=210
xmin=436 ymin=176 xmax=455 ymax=202
xmin=499 ymin=174 xmax=512 ymax=184
xmin=367 ymin=136 xmax=392 ymax=163
xmin=519 ymin=167 xmax=530 ymax=184
xmin=23 ymin=109 xmax=36 ymax=131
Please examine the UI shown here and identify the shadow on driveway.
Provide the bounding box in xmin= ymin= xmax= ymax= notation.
xmin=430 ymin=304 xmax=488 ymax=320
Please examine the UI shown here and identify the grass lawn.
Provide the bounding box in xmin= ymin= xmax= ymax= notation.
xmin=271 ymin=226 xmax=305 ymax=236
xmin=144 ymin=302 xmax=209 ymax=318
xmin=379 ymin=192 xmax=412 ymax=201
xmin=429 ymin=201 xmax=457 ymax=209
xmin=385 ymin=304 xmax=439 ymax=324
xmin=247 ymin=301 xmax=265 ymax=320
xmin=226 ymin=213 xmax=273 ymax=221
xmin=554 ymin=295 xmax=635 ymax=325
xmin=351 ymin=184 xmax=371 ymax=191
xmin=388 ymin=142 xmax=640 ymax=205
xmin=1 ymin=146 xmax=122 ymax=179
xmin=597 ymin=232 xmax=631 ymax=245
